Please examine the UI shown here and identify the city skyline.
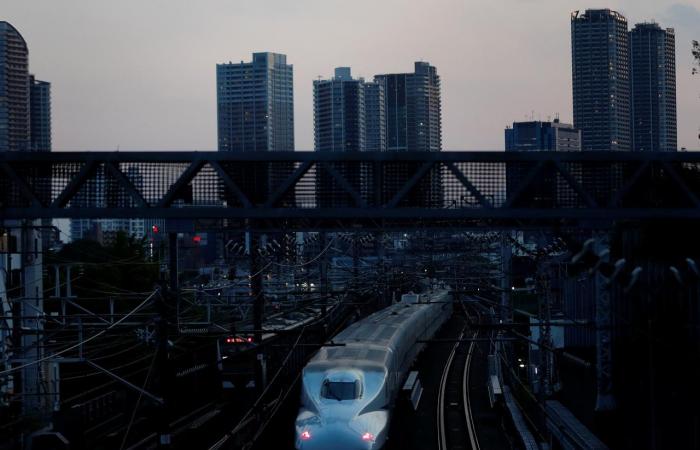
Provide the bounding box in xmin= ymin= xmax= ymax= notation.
xmin=2 ymin=0 xmax=699 ymax=151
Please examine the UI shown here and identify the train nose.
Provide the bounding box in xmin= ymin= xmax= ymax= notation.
xmin=296 ymin=423 xmax=378 ymax=450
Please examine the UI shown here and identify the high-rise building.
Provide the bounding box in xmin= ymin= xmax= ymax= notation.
xmin=505 ymin=119 xmax=581 ymax=152
xmin=313 ymin=67 xmax=380 ymax=206
xmin=29 ymin=75 xmax=51 ymax=152
xmin=364 ymin=81 xmax=386 ymax=152
xmin=571 ymin=9 xmax=631 ymax=151
xmin=505 ymin=119 xmax=582 ymax=210
xmin=313 ymin=67 xmax=386 ymax=153
xmin=216 ymin=52 xmax=294 ymax=152
xmin=314 ymin=67 xmax=366 ymax=152
xmin=375 ymin=61 xmax=441 ymax=152
xmin=630 ymin=23 xmax=677 ymax=152
xmin=0 ymin=21 xmax=30 ymax=151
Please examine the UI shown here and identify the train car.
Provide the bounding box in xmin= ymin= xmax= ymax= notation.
xmin=295 ymin=288 xmax=452 ymax=449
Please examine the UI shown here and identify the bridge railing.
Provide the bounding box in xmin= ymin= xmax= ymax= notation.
xmin=1 ymin=151 xmax=700 ymax=224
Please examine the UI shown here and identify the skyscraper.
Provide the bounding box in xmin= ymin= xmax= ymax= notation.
xmin=314 ymin=67 xmax=366 ymax=152
xmin=630 ymin=23 xmax=677 ymax=152
xmin=0 ymin=21 xmax=30 ymax=151
xmin=505 ymin=119 xmax=581 ymax=152
xmin=364 ymin=82 xmax=386 ymax=152
xmin=505 ymin=119 xmax=581 ymax=210
xmin=313 ymin=67 xmax=386 ymax=153
xmin=571 ymin=9 xmax=631 ymax=151
xmin=375 ymin=61 xmax=441 ymax=152
xmin=29 ymin=75 xmax=51 ymax=152
xmin=216 ymin=52 xmax=294 ymax=152
xmin=313 ymin=68 xmax=378 ymax=206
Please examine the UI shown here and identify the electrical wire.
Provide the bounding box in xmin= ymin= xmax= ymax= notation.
xmin=0 ymin=289 xmax=158 ymax=377
xmin=119 ymin=350 xmax=158 ymax=450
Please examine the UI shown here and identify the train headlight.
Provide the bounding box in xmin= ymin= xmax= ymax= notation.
xmin=300 ymin=430 xmax=312 ymax=441
xmin=361 ymin=432 xmax=375 ymax=442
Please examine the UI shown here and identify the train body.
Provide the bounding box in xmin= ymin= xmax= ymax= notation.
xmin=295 ymin=288 xmax=452 ymax=449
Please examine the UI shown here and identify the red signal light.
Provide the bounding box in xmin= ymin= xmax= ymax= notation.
xmin=151 ymin=225 xmax=159 ymax=233
xmin=193 ymin=235 xmax=202 ymax=244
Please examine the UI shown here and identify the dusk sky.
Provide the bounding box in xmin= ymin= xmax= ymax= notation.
xmin=4 ymin=0 xmax=699 ymax=151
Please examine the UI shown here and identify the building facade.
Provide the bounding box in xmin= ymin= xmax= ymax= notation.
xmin=630 ymin=23 xmax=677 ymax=152
xmin=0 ymin=21 xmax=30 ymax=152
xmin=313 ymin=67 xmax=380 ymax=206
xmin=313 ymin=67 xmax=387 ymax=153
xmin=505 ymin=119 xmax=581 ymax=152
xmin=313 ymin=67 xmax=367 ymax=152
xmin=29 ymin=75 xmax=51 ymax=151
xmin=364 ymin=81 xmax=386 ymax=152
xmin=571 ymin=9 xmax=631 ymax=151
xmin=375 ymin=61 xmax=441 ymax=152
xmin=216 ymin=52 xmax=294 ymax=152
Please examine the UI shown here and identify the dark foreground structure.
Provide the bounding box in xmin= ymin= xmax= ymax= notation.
xmin=2 ymin=150 xmax=700 ymax=450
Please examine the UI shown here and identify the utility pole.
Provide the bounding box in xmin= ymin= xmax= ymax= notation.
xmin=20 ymin=220 xmax=49 ymax=416
xmin=249 ymin=230 xmax=266 ymax=391
xmin=320 ymin=232 xmax=328 ymax=320
xmin=593 ymin=237 xmax=616 ymax=412
xmin=537 ymin=263 xmax=553 ymax=399
xmin=352 ymin=234 xmax=359 ymax=292
xmin=500 ymin=232 xmax=512 ymax=323
xmin=155 ymin=232 xmax=178 ymax=448
xmin=536 ymin=259 xmax=553 ymax=448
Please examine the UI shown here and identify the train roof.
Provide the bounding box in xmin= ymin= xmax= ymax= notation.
xmin=305 ymin=289 xmax=450 ymax=372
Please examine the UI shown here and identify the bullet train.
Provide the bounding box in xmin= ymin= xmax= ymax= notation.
xmin=295 ymin=288 xmax=452 ymax=449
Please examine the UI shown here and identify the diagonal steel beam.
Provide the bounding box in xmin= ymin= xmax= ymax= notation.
xmin=661 ymin=161 xmax=700 ymax=208
xmin=608 ymin=161 xmax=650 ymax=207
xmin=552 ymin=160 xmax=598 ymax=208
xmin=445 ymin=162 xmax=493 ymax=208
xmin=385 ymin=161 xmax=436 ymax=208
xmin=264 ymin=161 xmax=313 ymax=208
xmin=50 ymin=160 xmax=98 ymax=208
xmin=320 ymin=162 xmax=367 ymax=208
xmin=503 ymin=160 xmax=547 ymax=209
xmin=209 ymin=160 xmax=253 ymax=208
xmin=104 ymin=161 xmax=148 ymax=207
xmin=157 ymin=160 xmax=205 ymax=208
xmin=0 ymin=162 xmax=43 ymax=207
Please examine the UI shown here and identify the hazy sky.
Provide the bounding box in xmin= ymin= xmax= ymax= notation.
xmin=4 ymin=0 xmax=699 ymax=151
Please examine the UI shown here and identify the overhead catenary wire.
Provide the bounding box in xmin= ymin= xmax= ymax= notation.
xmin=0 ymin=289 xmax=159 ymax=377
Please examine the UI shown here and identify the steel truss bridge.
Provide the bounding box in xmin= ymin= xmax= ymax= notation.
xmin=2 ymin=151 xmax=700 ymax=228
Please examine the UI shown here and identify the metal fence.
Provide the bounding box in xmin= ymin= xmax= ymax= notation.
xmin=2 ymin=151 xmax=700 ymax=227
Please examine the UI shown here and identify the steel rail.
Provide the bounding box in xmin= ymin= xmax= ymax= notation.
xmin=437 ymin=326 xmax=466 ymax=450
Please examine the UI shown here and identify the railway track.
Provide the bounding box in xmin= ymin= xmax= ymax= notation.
xmin=437 ymin=303 xmax=482 ymax=450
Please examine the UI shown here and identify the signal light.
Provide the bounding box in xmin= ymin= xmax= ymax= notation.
xmin=193 ymin=235 xmax=202 ymax=244
xmin=151 ymin=225 xmax=159 ymax=233
xmin=362 ymin=432 xmax=374 ymax=442
xmin=225 ymin=336 xmax=254 ymax=344
xmin=300 ymin=430 xmax=311 ymax=441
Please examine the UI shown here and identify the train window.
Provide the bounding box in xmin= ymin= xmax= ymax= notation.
xmin=321 ymin=380 xmax=361 ymax=400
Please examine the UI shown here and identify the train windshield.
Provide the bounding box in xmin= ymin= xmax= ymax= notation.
xmin=321 ymin=380 xmax=360 ymax=401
